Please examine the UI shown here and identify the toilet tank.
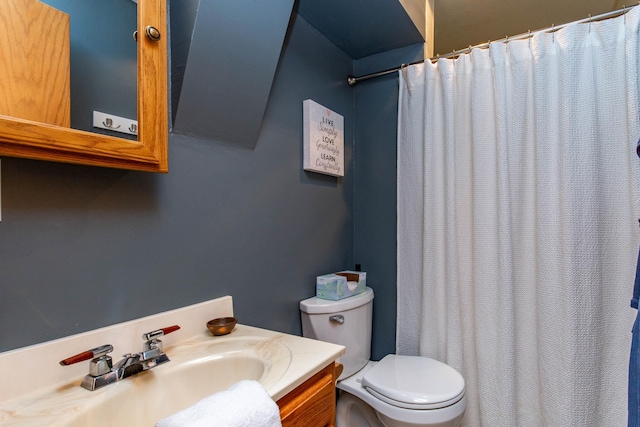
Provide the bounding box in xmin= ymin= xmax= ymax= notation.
xmin=300 ymin=287 xmax=374 ymax=379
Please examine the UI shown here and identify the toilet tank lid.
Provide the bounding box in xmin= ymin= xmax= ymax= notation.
xmin=300 ymin=287 xmax=374 ymax=314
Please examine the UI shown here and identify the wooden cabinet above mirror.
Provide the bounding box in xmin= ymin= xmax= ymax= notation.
xmin=0 ymin=0 xmax=168 ymax=173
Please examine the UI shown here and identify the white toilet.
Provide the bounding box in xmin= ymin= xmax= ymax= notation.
xmin=300 ymin=287 xmax=466 ymax=427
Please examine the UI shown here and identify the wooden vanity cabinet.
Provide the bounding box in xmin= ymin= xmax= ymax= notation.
xmin=277 ymin=362 xmax=340 ymax=427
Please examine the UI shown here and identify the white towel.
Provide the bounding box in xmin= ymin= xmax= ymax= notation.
xmin=154 ymin=380 xmax=282 ymax=427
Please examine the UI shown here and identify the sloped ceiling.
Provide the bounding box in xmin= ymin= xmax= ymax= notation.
xmin=295 ymin=0 xmax=424 ymax=59
xmin=434 ymin=0 xmax=620 ymax=55
xmin=296 ymin=0 xmax=620 ymax=60
xmin=169 ymin=0 xmax=622 ymax=143
xmin=172 ymin=0 xmax=295 ymax=148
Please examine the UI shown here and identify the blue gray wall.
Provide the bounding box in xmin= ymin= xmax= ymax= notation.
xmin=0 ymin=2 xmax=419 ymax=358
xmin=0 ymin=8 xmax=354 ymax=352
xmin=353 ymin=44 xmax=424 ymax=359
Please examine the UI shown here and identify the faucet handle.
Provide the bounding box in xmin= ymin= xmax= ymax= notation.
xmin=59 ymin=344 xmax=114 ymax=366
xmin=141 ymin=325 xmax=180 ymax=358
xmin=142 ymin=325 xmax=180 ymax=341
xmin=60 ymin=345 xmax=119 ymax=390
xmin=60 ymin=344 xmax=114 ymax=379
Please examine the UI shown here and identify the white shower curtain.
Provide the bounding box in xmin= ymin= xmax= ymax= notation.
xmin=397 ymin=8 xmax=640 ymax=427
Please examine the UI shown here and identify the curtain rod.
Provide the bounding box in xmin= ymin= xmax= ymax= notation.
xmin=347 ymin=4 xmax=638 ymax=87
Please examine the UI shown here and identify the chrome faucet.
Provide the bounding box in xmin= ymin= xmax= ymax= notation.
xmin=60 ymin=325 xmax=180 ymax=391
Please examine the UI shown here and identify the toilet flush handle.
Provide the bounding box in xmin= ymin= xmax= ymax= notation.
xmin=330 ymin=315 xmax=344 ymax=324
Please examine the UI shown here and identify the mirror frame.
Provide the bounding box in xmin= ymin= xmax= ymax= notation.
xmin=0 ymin=0 xmax=168 ymax=173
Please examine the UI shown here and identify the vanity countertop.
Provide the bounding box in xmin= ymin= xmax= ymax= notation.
xmin=0 ymin=297 xmax=344 ymax=426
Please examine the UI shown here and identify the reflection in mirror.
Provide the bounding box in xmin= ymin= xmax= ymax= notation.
xmin=0 ymin=0 xmax=71 ymax=127
xmin=42 ymin=0 xmax=138 ymax=140
xmin=0 ymin=0 xmax=168 ymax=172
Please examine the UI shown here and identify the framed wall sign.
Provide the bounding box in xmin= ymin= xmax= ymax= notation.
xmin=303 ymin=99 xmax=344 ymax=177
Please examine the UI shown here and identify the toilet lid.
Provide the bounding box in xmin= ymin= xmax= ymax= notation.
xmin=361 ymin=355 xmax=465 ymax=410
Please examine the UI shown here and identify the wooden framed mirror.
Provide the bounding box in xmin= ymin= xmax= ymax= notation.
xmin=0 ymin=0 xmax=168 ymax=172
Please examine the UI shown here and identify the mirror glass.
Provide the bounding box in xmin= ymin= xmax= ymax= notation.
xmin=38 ymin=0 xmax=138 ymax=140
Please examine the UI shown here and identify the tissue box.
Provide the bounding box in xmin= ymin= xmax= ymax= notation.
xmin=316 ymin=270 xmax=366 ymax=300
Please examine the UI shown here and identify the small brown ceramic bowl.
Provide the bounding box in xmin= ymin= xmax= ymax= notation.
xmin=207 ymin=317 xmax=237 ymax=336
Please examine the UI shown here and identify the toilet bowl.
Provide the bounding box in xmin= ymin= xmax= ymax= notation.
xmin=300 ymin=287 xmax=466 ymax=427
xmin=337 ymin=358 xmax=466 ymax=427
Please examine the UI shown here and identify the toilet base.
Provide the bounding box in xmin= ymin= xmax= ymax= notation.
xmin=337 ymin=391 xmax=383 ymax=427
xmin=336 ymin=361 xmax=466 ymax=427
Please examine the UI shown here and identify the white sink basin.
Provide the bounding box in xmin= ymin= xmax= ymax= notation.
xmin=62 ymin=336 xmax=291 ymax=426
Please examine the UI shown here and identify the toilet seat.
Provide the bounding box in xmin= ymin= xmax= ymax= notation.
xmin=361 ymin=355 xmax=465 ymax=410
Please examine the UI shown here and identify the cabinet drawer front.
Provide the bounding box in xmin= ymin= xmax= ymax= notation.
xmin=278 ymin=364 xmax=336 ymax=427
